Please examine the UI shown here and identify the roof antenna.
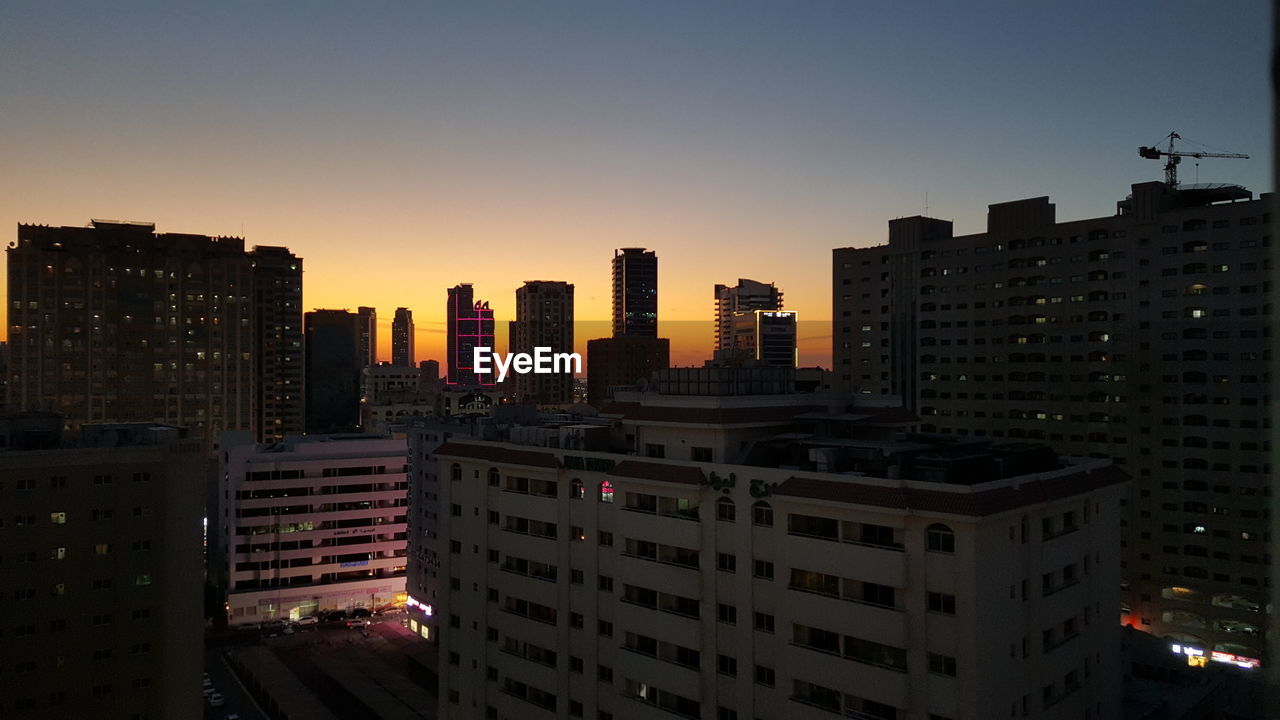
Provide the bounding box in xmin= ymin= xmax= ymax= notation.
xmin=924 ymin=191 xmax=929 ymax=217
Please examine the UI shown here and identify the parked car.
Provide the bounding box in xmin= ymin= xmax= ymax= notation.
xmin=377 ymin=606 xmax=404 ymax=616
xmin=295 ymin=615 xmax=319 ymax=626
xmin=203 ymin=686 xmax=216 ymax=697
xmin=224 ymin=715 xmax=241 ymax=720
xmin=323 ymin=610 xmax=348 ymax=622
xmin=350 ymin=607 xmax=372 ymax=618
xmin=208 ymin=692 xmax=225 ymax=707
xmin=345 ymin=618 xmax=369 ymax=629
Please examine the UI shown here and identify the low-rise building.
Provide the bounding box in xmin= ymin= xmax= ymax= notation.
xmin=219 ymin=434 xmax=410 ymax=623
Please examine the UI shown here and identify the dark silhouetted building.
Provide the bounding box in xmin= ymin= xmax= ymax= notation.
xmin=833 ymin=181 xmax=1272 ymax=666
xmin=250 ymin=246 xmax=306 ymax=443
xmin=446 ymin=285 xmax=495 ymax=387
xmin=0 ymin=418 xmax=205 ymax=719
xmin=420 ymin=359 xmax=440 ymax=382
xmin=357 ymin=306 xmax=378 ymax=368
xmin=392 ymin=307 xmax=415 ymax=367
xmin=612 ymin=247 xmax=657 ymax=337
xmin=6 ymin=220 xmax=303 ymax=446
xmin=304 ymin=309 xmax=362 ymax=433
xmin=509 ymin=281 xmax=575 ymax=405
xmin=586 ymin=335 xmax=669 ymax=408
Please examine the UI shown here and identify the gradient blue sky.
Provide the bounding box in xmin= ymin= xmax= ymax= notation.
xmin=1 ymin=1 xmax=1270 ymax=364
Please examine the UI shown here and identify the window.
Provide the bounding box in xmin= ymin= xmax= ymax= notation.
xmin=926 ymin=523 xmax=954 ymax=552
xmin=716 ymin=497 xmax=735 ymax=522
xmin=927 ymin=591 xmax=956 ymax=615
xmin=717 ymin=553 xmax=736 ymax=573
xmin=599 ymin=480 xmax=614 ymax=503
xmin=928 ymin=653 xmax=957 ymax=677
xmin=717 ymin=654 xmax=738 ymax=677
xmin=488 ymin=468 xmax=500 ymax=486
xmin=752 ymin=559 xmax=774 ymax=580
xmin=752 ymin=501 xmax=773 ymax=527
xmin=450 ymin=464 xmax=462 ymax=481
xmin=753 ymin=612 xmax=775 ymax=633
xmin=717 ymin=603 xmax=737 ymax=625
xmin=754 ymin=665 xmax=776 ymax=687
xmin=692 ymin=447 xmax=713 ymax=462
xmin=571 ymin=479 xmax=584 ymax=499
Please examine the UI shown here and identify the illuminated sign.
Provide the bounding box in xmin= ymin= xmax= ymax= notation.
xmin=1171 ymin=643 xmax=1260 ymax=670
xmin=406 ymin=595 xmax=434 ymax=616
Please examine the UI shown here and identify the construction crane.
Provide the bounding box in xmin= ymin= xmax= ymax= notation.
xmin=1139 ymin=132 xmax=1248 ymax=188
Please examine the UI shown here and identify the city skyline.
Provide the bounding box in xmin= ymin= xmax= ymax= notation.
xmin=0 ymin=2 xmax=1270 ymax=368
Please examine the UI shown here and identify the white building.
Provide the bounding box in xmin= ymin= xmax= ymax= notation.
xmin=220 ymin=434 xmax=410 ymax=623
xmin=410 ymin=389 xmax=1127 ymax=720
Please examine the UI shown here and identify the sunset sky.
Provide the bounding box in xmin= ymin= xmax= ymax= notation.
xmin=1 ymin=1 xmax=1270 ymax=368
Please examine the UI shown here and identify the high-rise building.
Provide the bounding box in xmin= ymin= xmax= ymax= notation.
xmin=304 ymin=309 xmax=362 ymax=434
xmin=509 ymin=281 xmax=575 ymax=405
xmin=720 ymin=310 xmax=798 ymax=367
xmin=833 ymin=181 xmax=1272 ymax=667
xmin=415 ymin=388 xmax=1127 ymax=720
xmin=446 ymin=284 xmax=495 ymax=387
xmin=612 ymin=247 xmax=658 ymax=337
xmin=6 ymin=220 xmax=303 ymax=446
xmin=0 ymin=417 xmax=205 ymax=719
xmin=219 ymin=434 xmax=409 ymax=624
xmin=357 ymin=306 xmax=378 ymax=368
xmin=714 ymin=278 xmax=783 ymax=352
xmin=250 ymin=246 xmax=306 ymax=443
xmin=392 ymin=307 xmax=415 ymax=367
xmin=420 ymin=359 xmax=440 ymax=382
xmin=585 ymin=335 xmax=669 ymax=408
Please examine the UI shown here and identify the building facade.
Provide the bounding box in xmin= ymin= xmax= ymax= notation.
xmin=612 ymin=248 xmax=658 ymax=338
xmin=722 ymin=310 xmax=798 ymax=368
xmin=417 ymin=393 xmax=1126 ymax=720
xmin=0 ymin=420 xmax=205 ymax=719
xmin=219 ymin=434 xmax=410 ymax=624
xmin=714 ymin=279 xmax=783 ymax=353
xmin=6 ymin=220 xmax=303 ymax=445
xmin=447 ymin=284 xmax=496 ymax=387
xmin=357 ymin=306 xmax=378 ymax=368
xmin=832 ymin=181 xmax=1272 ymax=667
xmin=304 ymin=309 xmax=362 ymax=434
xmin=250 ymin=245 xmax=305 ymax=443
xmin=392 ymin=307 xmax=415 ymax=368
xmin=585 ymin=336 xmax=669 ymax=409
xmin=510 ymin=281 xmax=575 ymax=405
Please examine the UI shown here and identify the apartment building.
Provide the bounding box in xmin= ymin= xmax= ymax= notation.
xmin=415 ymin=388 xmax=1126 ymax=720
xmin=220 ymin=434 xmax=410 ymax=623
xmin=6 ymin=220 xmax=304 ymax=445
xmin=0 ymin=417 xmax=205 ymax=719
xmin=510 ymin=281 xmax=576 ymax=405
xmin=713 ymin=278 xmax=783 ymax=354
xmin=833 ymin=181 xmax=1272 ymax=667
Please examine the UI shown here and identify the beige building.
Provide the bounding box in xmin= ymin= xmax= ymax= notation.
xmin=220 ymin=434 xmax=409 ymax=623
xmin=510 ymin=281 xmax=576 ymax=406
xmin=416 ymin=390 xmax=1126 ymax=720
xmin=0 ymin=420 xmax=205 ymax=719
xmin=833 ymin=181 xmax=1271 ymax=667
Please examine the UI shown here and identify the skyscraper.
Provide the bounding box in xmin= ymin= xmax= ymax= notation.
xmin=357 ymin=306 xmax=378 ymax=368
xmin=250 ymin=246 xmax=305 ymax=443
xmin=714 ymin=278 xmax=783 ymax=352
xmin=446 ymin=284 xmax=495 ymax=387
xmin=304 ymin=309 xmax=362 ymax=434
xmin=392 ymin=307 xmax=415 ymax=367
xmin=611 ymin=247 xmax=658 ymax=337
xmin=509 ymin=281 xmax=575 ymax=405
xmin=833 ymin=180 xmax=1272 ymax=667
xmin=6 ymin=220 xmax=303 ymax=446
